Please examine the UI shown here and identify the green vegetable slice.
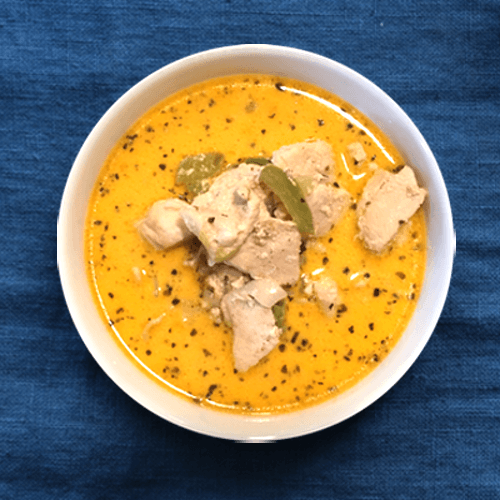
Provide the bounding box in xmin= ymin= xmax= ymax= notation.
xmin=259 ymin=165 xmax=315 ymax=235
xmin=272 ymin=300 xmax=286 ymax=329
xmin=175 ymin=152 xmax=225 ymax=194
xmin=244 ymin=157 xmax=271 ymax=166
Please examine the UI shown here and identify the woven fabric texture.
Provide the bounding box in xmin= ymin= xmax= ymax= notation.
xmin=1 ymin=0 xmax=499 ymax=498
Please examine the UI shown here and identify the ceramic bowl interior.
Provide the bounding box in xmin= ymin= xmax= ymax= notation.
xmin=57 ymin=44 xmax=454 ymax=441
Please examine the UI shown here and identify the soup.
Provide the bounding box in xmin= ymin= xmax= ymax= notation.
xmin=85 ymin=74 xmax=426 ymax=414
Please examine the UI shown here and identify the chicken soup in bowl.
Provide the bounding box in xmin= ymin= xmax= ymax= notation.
xmin=58 ymin=45 xmax=454 ymax=440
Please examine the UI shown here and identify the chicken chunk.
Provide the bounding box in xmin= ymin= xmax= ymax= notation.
xmin=180 ymin=163 xmax=266 ymax=264
xmin=221 ymin=279 xmax=286 ymax=372
xmin=347 ymin=142 xmax=367 ymax=164
xmin=302 ymin=275 xmax=340 ymax=317
xmin=243 ymin=278 xmax=288 ymax=308
xmin=271 ymin=140 xmax=334 ymax=194
xmin=313 ymin=276 xmax=340 ymax=317
xmin=228 ymin=218 xmax=301 ymax=286
xmin=305 ymin=184 xmax=351 ymax=236
xmin=202 ymin=264 xmax=249 ymax=308
xmin=136 ymin=198 xmax=193 ymax=250
xmin=357 ymin=166 xmax=427 ymax=253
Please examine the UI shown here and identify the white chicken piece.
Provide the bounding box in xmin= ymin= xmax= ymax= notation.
xmin=347 ymin=142 xmax=367 ymax=164
xmin=202 ymin=264 xmax=250 ymax=308
xmin=357 ymin=166 xmax=427 ymax=253
xmin=271 ymin=140 xmax=334 ymax=194
xmin=136 ymin=198 xmax=193 ymax=250
xmin=313 ymin=276 xmax=340 ymax=317
xmin=302 ymin=275 xmax=340 ymax=317
xmin=221 ymin=279 xmax=286 ymax=372
xmin=180 ymin=164 xmax=266 ymax=264
xmin=305 ymin=184 xmax=351 ymax=236
xmin=227 ymin=218 xmax=301 ymax=286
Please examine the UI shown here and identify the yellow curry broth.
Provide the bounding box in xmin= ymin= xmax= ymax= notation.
xmin=85 ymin=75 xmax=426 ymax=414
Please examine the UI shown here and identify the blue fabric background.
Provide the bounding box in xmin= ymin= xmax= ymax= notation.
xmin=1 ymin=0 xmax=499 ymax=498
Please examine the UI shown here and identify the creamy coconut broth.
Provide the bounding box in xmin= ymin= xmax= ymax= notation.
xmin=85 ymin=75 xmax=426 ymax=414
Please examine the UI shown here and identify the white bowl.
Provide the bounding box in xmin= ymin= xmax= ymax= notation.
xmin=57 ymin=44 xmax=454 ymax=441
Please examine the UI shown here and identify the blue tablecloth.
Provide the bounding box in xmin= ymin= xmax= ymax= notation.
xmin=1 ymin=0 xmax=499 ymax=498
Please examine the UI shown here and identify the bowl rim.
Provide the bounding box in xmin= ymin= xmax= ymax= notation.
xmin=57 ymin=44 xmax=455 ymax=441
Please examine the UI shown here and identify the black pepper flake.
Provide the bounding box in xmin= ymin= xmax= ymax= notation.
xmin=301 ymin=338 xmax=308 ymax=347
xmin=333 ymin=182 xmax=340 ymax=188
xmin=290 ymin=124 xmax=296 ymax=130
xmin=328 ymin=237 xmax=333 ymax=243
xmin=261 ymin=129 xmax=266 ymax=134
xmin=346 ymin=123 xmax=353 ymax=130
xmin=190 ymin=328 xmax=197 ymax=337
xmin=202 ymin=349 xmax=211 ymax=357
xmin=108 ymin=293 xmax=114 ymax=299
xmin=269 ymin=113 xmax=276 ymax=119
xmin=163 ymin=285 xmax=173 ymax=296
xmin=208 ymin=99 xmax=216 ymax=107
xmin=207 ymin=217 xmax=215 ymax=224
xmin=159 ymin=163 xmax=166 ymax=170
xmin=205 ymin=384 xmax=217 ymax=399
xmin=317 ymin=119 xmax=324 ymax=126
xmin=409 ymin=293 xmax=416 ymax=300
xmin=322 ymin=257 xmax=329 ymax=265
xmin=271 ymin=386 xmax=277 ymax=392
xmin=364 ymin=273 xmax=371 ymax=278
xmin=226 ymin=118 xmax=233 ymax=123
xmin=369 ymin=322 xmax=374 ymax=331
xmin=348 ymin=326 xmax=354 ymax=334
xmin=171 ymin=269 xmax=178 ymax=275
xmin=373 ymin=288 xmax=381 ymax=297
xmin=337 ymin=304 xmax=348 ymax=314
xmin=291 ymin=332 xmax=299 ymax=344
xmin=146 ymin=350 xmax=151 ymax=356
xmin=396 ymin=272 xmax=406 ymax=280
xmin=116 ymin=307 xmax=124 ymax=314
xmin=393 ymin=165 xmax=405 ymax=173
xmin=94 ymin=220 xmax=102 ymax=226
xmin=278 ymin=344 xmax=286 ymax=352
xmin=275 ymin=83 xmax=285 ymax=91
xmin=344 ymin=356 xmax=351 ymax=361
xmin=171 ymin=298 xmax=180 ymax=305
xmin=342 ymin=267 xmax=350 ymax=274
xmin=350 ymin=203 xmax=357 ymax=210
xmin=281 ymin=365 xmax=288 ymax=374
